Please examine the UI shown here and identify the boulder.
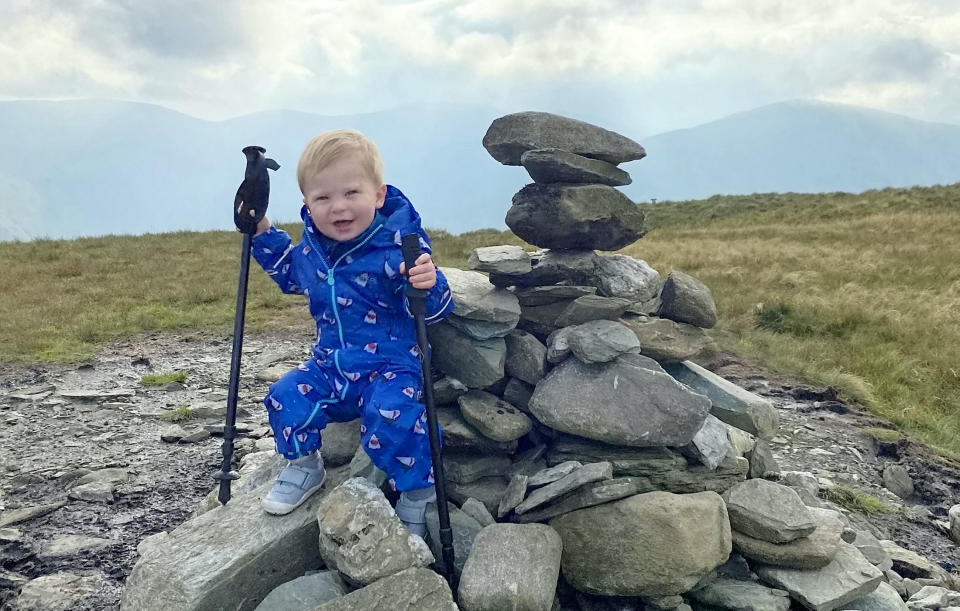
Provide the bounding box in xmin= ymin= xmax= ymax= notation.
xmin=195 ymin=452 xmax=284 ymax=516
xmin=843 ymin=581 xmax=908 ymax=611
xmin=619 ymin=315 xmax=710 ymax=363
xmin=506 ymin=184 xmax=647 ymax=251
xmin=17 ymin=572 xmax=107 ymax=611
xmin=458 ymin=524 xmax=563 ymax=611
xmin=482 ymin=111 xmax=646 ymax=165
xmin=754 ymin=543 xmax=883 ymax=611
xmin=687 ymin=578 xmax=791 ymax=611
xmin=442 ymin=267 xmax=521 ymax=324
xmin=551 ymin=491 xmax=731 ymax=597
xmin=520 ymin=148 xmax=632 ymax=185
xmin=732 ymin=507 xmax=845 ymax=569
xmin=504 ymin=329 xmax=548 ymax=385
xmin=681 ymin=414 xmax=731 ymax=470
xmin=315 ymin=567 xmax=456 ymax=611
xmin=428 ymin=323 xmax=506 ymax=388
xmin=458 ymin=390 xmax=532 ymax=442
xmin=436 ymin=408 xmax=517 ymax=454
xmin=253 ymin=571 xmax=348 ymax=611
xmin=566 ymin=320 xmax=641 ymax=364
xmin=502 ymin=377 xmax=534 ymax=412
xmin=658 ymin=271 xmax=717 ymax=329
xmin=882 ymin=464 xmax=914 ymax=500
xmin=468 ymin=245 xmax=532 ymax=275
xmin=529 ymin=355 xmax=711 ymax=447
xmin=722 ymin=479 xmax=817 ymax=544
xmin=665 ymin=360 xmax=779 ymax=439
xmin=489 ymin=249 xmax=600 ymax=289
xmin=879 ymin=540 xmax=946 ymax=580
xmin=949 ymin=504 xmax=960 ymax=544
xmin=120 ymin=467 xmax=346 ymax=611
xmin=316 ymin=478 xmax=434 ymax=587
xmin=747 ymin=440 xmax=780 ymax=478
xmin=555 ymin=295 xmax=632 ymax=327
xmin=593 ymin=254 xmax=660 ymax=302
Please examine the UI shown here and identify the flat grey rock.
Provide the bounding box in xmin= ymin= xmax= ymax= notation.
xmin=528 ymin=461 xmax=583 ymax=487
xmin=38 ymin=535 xmax=116 ymax=560
xmin=120 ymin=467 xmax=345 ymax=611
xmin=444 ymin=454 xmax=512 ymax=485
xmin=483 ymin=111 xmax=646 ymax=165
xmin=446 ymin=314 xmax=516 ymax=340
xmin=723 ymin=479 xmax=816 ymax=544
xmin=432 ymin=376 xmax=468 ymax=405
xmin=316 ymin=478 xmax=433 ymax=587
xmin=253 ymin=571 xmax=348 ymax=611
xmin=458 ymin=523 xmax=562 ymax=611
xmin=442 ymin=266 xmax=521 ymax=324
xmin=428 ymin=323 xmax=506 ymax=389
xmin=747 ymin=440 xmax=781 ymax=478
xmin=506 ymin=183 xmax=647 ymax=251
xmin=315 ymin=567 xmax=457 ymax=611
xmin=516 ymin=477 xmax=647 ymax=523
xmin=520 ymin=147 xmax=631 ymax=185
xmin=498 ymin=473 xmax=529 ymax=518
xmin=755 ymin=543 xmax=883 ymax=611
xmin=458 ymin=390 xmax=532 ymax=442
xmin=502 ymin=377 xmax=533 ymax=412
xmin=843 ymin=581 xmax=908 ymax=611
xmin=529 ymin=356 xmax=710 ymax=447
xmin=60 ymin=389 xmax=135 ymax=401
xmin=666 ymin=360 xmax=779 ymax=439
xmin=160 ymin=425 xmax=187 ymax=443
xmin=687 ymin=577 xmax=791 ymax=611
xmin=468 ymin=245 xmax=532 ymax=275
xmin=75 ymin=468 xmax=130 ymax=486
xmin=682 ymin=414 xmax=731 ymax=470
xmin=425 ymin=502 xmax=482 ymax=577
xmin=555 ymin=295 xmax=632 ymax=327
xmin=18 ymin=572 xmax=107 ymax=611
xmin=436 ymin=408 xmax=517 ymax=454
xmin=515 ymin=462 xmax=613 ymax=515
xmin=195 ymin=452 xmax=286 ymax=517
xmin=489 ymin=249 xmax=600 ymax=289
xmin=0 ymin=501 xmax=66 ymax=528
xmin=460 ymin=497 xmax=495 ymax=527
xmin=882 ymin=464 xmax=914 ymax=500
xmin=594 ymin=254 xmax=660 ymax=302
xmin=504 ymin=329 xmax=548 ymax=385
xmin=732 ymin=507 xmax=845 ymax=569
xmin=447 ymin=476 xmax=509 ymax=515
xmin=546 ymin=326 xmax=574 ymax=363
xmin=550 ymin=491 xmax=731 ymax=597
xmin=68 ymin=481 xmax=115 ymax=503
xmin=514 ymin=285 xmax=597 ymax=306
xmin=658 ymin=271 xmax=717 ymax=329
xmin=620 ymin=316 xmax=710 ymax=363
xmin=566 ymin=320 xmax=641 ymax=364
xmin=852 ymin=530 xmax=892 ymax=570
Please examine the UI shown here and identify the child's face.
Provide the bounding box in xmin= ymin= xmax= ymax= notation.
xmin=302 ymin=154 xmax=386 ymax=242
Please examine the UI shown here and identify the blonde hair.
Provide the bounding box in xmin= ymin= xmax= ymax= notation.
xmin=297 ymin=129 xmax=384 ymax=194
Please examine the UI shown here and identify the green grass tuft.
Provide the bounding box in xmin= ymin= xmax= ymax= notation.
xmin=160 ymin=405 xmax=196 ymax=423
xmin=824 ymin=485 xmax=893 ymax=515
xmin=141 ymin=371 xmax=188 ymax=386
xmin=861 ymin=427 xmax=904 ymax=444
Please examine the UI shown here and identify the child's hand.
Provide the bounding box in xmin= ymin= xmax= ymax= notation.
xmin=400 ymin=253 xmax=437 ymax=290
xmin=237 ymin=216 xmax=272 ymax=237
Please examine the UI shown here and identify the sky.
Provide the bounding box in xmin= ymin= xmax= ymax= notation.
xmin=2 ymin=0 xmax=960 ymax=135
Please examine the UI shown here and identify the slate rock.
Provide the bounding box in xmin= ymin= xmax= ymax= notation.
xmin=843 ymin=581 xmax=908 ymax=611
xmin=681 ymin=414 xmax=731 ymax=471
xmin=316 ymin=478 xmax=433 ymax=586
xmin=17 ymin=572 xmax=107 ymax=611
xmin=121 ymin=467 xmax=342 ymax=611
xmin=458 ymin=523 xmax=563 ymax=611
xmin=529 ymin=461 xmax=584 ymax=487
xmin=458 ymin=390 xmax=532 ymax=442
xmin=315 ymin=567 xmax=456 ymax=611
xmin=490 ymin=249 xmax=600 ymax=289
xmin=444 ymin=454 xmax=512 ymax=485
xmin=949 ymin=504 xmax=960 ymax=544
xmin=468 ymin=245 xmax=532 ymax=275
xmin=68 ymin=481 xmax=115 ymax=503
xmin=161 ymin=425 xmax=187 ymax=443
xmin=0 ymin=501 xmax=66 ymax=528
xmin=514 ymin=285 xmax=598 ymax=306
xmin=446 ymin=314 xmax=516 ymax=340
xmin=566 ymin=320 xmax=641 ymax=364
xmin=747 ymin=440 xmax=781 ymax=478
xmin=620 ymin=316 xmax=710 ymax=363
xmin=687 ymin=577 xmax=791 ymax=611
xmin=658 ymin=271 xmax=718 ymax=329
xmin=442 ymin=266 xmax=521 ymax=324
xmin=723 ymin=479 xmax=817 ymax=544
xmin=546 ymin=326 xmax=574 ymax=364
xmin=516 ymin=462 xmax=613 ymax=515
xmin=502 ymin=377 xmax=534 ymax=412
xmin=75 ymin=467 xmax=131 ymax=486
xmin=483 ymin=111 xmax=646 ymax=165
xmin=551 ymin=491 xmax=731 ymax=597
xmin=348 ymin=446 xmax=387 ymax=488
xmin=428 ymin=323 xmax=506 ymax=388
xmin=754 ymin=543 xmax=883 ymax=611
xmin=520 ymin=147 xmax=632 ymax=185
xmin=506 ymin=183 xmax=647 ymax=251
xmin=136 ymin=532 xmax=168 ymax=558
xmin=732 ymin=507 xmax=845 ymax=569
xmin=432 ymin=376 xmax=468 ymax=405
xmin=665 ymin=360 xmax=779 ymax=439
xmin=879 ymin=540 xmax=946 ymax=580
xmin=425 ymin=502 xmax=483 ymax=577
xmin=38 ymin=535 xmax=116 ymax=560
xmin=529 ymin=356 xmax=711 ymax=447
xmin=253 ymin=571 xmax=348 ymax=611
xmin=516 ymin=477 xmax=647 ymax=523
xmin=555 ymin=295 xmax=633 ymax=327
xmin=436 ymin=408 xmax=517 ymax=454
xmin=505 ymin=329 xmax=549 ymax=385
xmin=594 ymin=254 xmax=660 ymax=302
xmin=460 ymin=497 xmax=496 ymax=527
xmin=447 ymin=476 xmax=509 ymax=515
xmin=852 ymin=530 xmax=893 ymax=570
xmin=499 ymin=474 xmax=529 ymax=517
xmin=882 ymin=464 xmax=914 ymax=500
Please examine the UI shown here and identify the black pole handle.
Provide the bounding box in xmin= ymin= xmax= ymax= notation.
xmin=401 ymin=234 xmax=428 ymax=310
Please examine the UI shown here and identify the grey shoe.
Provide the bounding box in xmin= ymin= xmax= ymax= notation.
xmin=262 ymin=463 xmax=327 ymax=515
xmin=395 ymin=487 xmax=437 ymax=538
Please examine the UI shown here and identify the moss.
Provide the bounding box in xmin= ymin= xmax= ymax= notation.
xmin=825 ymin=485 xmax=892 ymax=516
xmin=141 ymin=371 xmax=188 ymax=386
xmin=160 ymin=405 xmax=196 ymax=423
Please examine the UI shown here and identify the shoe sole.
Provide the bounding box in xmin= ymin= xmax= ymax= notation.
xmin=261 ymin=471 xmax=327 ymax=516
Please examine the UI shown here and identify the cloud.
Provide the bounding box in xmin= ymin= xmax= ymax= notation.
xmin=0 ymin=0 xmax=958 ymax=128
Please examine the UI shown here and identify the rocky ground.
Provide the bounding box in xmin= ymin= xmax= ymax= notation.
xmin=1 ymin=330 xmax=958 ymax=610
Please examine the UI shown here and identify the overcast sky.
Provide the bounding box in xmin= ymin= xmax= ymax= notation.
xmin=2 ymin=0 xmax=959 ymax=135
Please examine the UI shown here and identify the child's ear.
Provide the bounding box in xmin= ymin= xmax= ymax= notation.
xmin=375 ymin=184 xmax=387 ymax=209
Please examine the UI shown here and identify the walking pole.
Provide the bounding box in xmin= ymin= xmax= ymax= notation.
xmin=216 ymin=146 xmax=280 ymax=506
xmin=401 ymin=234 xmax=456 ymax=587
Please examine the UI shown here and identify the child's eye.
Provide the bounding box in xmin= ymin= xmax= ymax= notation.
xmin=315 ymin=196 xmax=328 ymax=202
xmin=346 ymin=190 xmax=358 ymax=196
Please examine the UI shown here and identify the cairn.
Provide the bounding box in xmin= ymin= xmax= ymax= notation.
xmin=118 ymin=112 xmax=958 ymax=611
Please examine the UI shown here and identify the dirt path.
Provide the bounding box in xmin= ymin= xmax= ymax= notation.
xmin=1 ymin=333 xmax=958 ymax=609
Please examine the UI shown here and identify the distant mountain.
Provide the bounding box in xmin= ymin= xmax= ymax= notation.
xmin=1 ymin=99 xmax=959 ymax=241
xmin=630 ymin=100 xmax=960 ymax=202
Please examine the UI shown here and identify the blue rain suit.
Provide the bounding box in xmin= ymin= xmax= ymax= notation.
xmin=250 ymin=185 xmax=454 ymax=492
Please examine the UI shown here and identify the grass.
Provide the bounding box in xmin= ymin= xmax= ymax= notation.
xmin=140 ymin=371 xmax=188 ymax=386
xmin=861 ymin=427 xmax=905 ymax=444
xmin=824 ymin=485 xmax=893 ymax=516
xmin=1 ymin=181 xmax=959 ymax=455
xmin=160 ymin=405 xmax=197 ymax=423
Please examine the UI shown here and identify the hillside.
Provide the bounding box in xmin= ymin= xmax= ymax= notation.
xmin=3 ymin=99 xmax=960 ymax=241
xmin=1 ymin=181 xmax=958 ymax=457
